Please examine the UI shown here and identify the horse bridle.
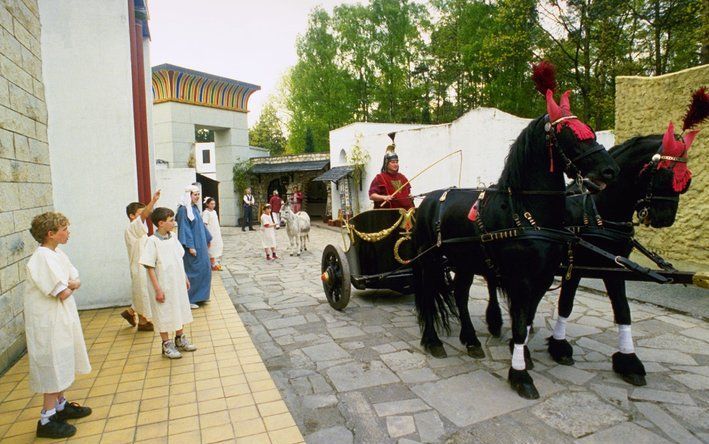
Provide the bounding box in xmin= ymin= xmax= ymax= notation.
xmin=544 ymin=115 xmax=606 ymax=180
xmin=634 ymin=149 xmax=687 ymax=221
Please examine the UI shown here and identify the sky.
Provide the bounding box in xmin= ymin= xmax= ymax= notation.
xmin=148 ymin=0 xmax=363 ymax=128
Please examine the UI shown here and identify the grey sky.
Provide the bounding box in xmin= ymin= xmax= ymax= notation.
xmin=149 ymin=0 xmax=363 ymax=128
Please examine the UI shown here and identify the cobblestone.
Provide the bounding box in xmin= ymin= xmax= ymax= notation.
xmin=222 ymin=225 xmax=709 ymax=443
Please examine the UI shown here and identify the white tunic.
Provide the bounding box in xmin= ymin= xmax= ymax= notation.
xmin=24 ymin=247 xmax=91 ymax=393
xmin=124 ymin=218 xmax=152 ymax=317
xmin=139 ymin=234 xmax=193 ymax=332
xmin=260 ymin=213 xmax=277 ymax=248
xmin=202 ymin=209 xmax=224 ymax=258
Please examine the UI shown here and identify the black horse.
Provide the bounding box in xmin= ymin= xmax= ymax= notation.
xmin=485 ymin=132 xmax=694 ymax=387
xmin=412 ymin=91 xmax=619 ymax=399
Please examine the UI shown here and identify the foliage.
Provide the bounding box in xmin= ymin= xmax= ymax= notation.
xmin=304 ymin=127 xmax=315 ymax=153
xmin=279 ymin=0 xmax=703 ymax=152
xmin=249 ymin=97 xmax=287 ymax=155
xmin=232 ymin=160 xmax=253 ymax=194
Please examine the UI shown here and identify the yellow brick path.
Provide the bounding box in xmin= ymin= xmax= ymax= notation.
xmin=0 ymin=274 xmax=304 ymax=444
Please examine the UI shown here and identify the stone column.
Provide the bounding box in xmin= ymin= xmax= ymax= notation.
xmin=215 ymin=121 xmax=250 ymax=226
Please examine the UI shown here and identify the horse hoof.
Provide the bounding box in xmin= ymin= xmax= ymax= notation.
xmin=612 ymin=352 xmax=647 ymax=386
xmin=508 ymin=340 xmax=534 ymax=370
xmin=621 ymin=373 xmax=647 ymax=386
xmin=427 ymin=344 xmax=447 ymax=359
xmin=547 ymin=337 xmax=574 ymax=366
xmin=467 ymin=345 xmax=485 ymax=359
xmin=508 ymin=368 xmax=540 ymax=400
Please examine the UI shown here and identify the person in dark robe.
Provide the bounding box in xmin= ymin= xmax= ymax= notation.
xmin=368 ymin=135 xmax=414 ymax=210
xmin=176 ymin=185 xmax=212 ymax=308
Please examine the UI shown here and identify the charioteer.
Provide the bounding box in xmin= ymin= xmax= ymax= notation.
xmin=368 ymin=133 xmax=415 ymax=210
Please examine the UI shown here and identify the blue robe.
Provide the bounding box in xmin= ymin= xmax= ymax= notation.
xmin=176 ymin=204 xmax=212 ymax=303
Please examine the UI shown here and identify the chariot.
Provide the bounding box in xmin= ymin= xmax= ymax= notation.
xmin=320 ymin=208 xmax=417 ymax=310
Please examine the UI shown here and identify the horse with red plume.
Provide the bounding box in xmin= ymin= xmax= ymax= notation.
xmin=412 ymin=62 xmax=619 ymax=399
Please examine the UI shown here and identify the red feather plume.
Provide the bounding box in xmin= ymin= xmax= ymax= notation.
xmin=532 ymin=61 xmax=556 ymax=95
xmin=682 ymin=87 xmax=709 ymax=131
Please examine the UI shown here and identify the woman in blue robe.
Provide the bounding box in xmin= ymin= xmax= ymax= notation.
xmin=176 ymin=185 xmax=212 ymax=305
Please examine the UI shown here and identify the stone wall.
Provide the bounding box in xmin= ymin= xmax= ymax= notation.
xmin=250 ymin=152 xmax=329 ymax=165
xmin=0 ymin=0 xmax=52 ymax=373
xmin=615 ymin=64 xmax=709 ymax=268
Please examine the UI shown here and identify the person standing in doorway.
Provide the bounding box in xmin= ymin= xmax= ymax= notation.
xmin=242 ymin=187 xmax=255 ymax=231
xmin=269 ymin=190 xmax=283 ymax=228
xmin=176 ymin=185 xmax=212 ymax=308
xmin=290 ymin=185 xmax=303 ymax=213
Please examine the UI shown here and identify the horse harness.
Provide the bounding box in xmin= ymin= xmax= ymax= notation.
xmin=429 ymin=114 xmax=599 ymax=281
xmin=635 ymin=149 xmax=687 ymax=221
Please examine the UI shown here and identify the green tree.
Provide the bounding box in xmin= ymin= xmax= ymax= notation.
xmin=369 ymin=0 xmax=429 ymax=122
xmin=287 ymin=7 xmax=356 ymax=153
xmin=629 ymin=0 xmax=703 ymax=75
xmin=249 ymin=97 xmax=287 ymax=156
xmin=333 ymin=4 xmax=376 ymax=122
xmin=304 ymin=128 xmax=315 ymax=153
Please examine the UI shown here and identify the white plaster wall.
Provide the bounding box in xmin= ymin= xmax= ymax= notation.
xmin=155 ymin=168 xmax=197 ymax=214
xmin=152 ymin=101 xmax=254 ymax=226
xmin=195 ymin=142 xmax=216 ymax=175
xmin=39 ymin=0 xmax=141 ymax=309
xmin=597 ymin=130 xmax=615 ymax=150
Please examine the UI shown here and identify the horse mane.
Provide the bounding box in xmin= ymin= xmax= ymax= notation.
xmin=497 ymin=116 xmax=546 ymax=190
xmin=608 ymin=134 xmax=662 ymax=168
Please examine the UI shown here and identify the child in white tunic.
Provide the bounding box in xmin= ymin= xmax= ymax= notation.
xmin=260 ymin=204 xmax=278 ymax=260
xmin=202 ymin=197 xmax=224 ymax=271
xmin=140 ymin=207 xmax=197 ymax=359
xmin=121 ymin=189 xmax=160 ymax=330
xmin=26 ymin=212 xmax=92 ymax=439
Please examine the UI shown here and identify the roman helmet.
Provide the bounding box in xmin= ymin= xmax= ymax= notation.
xmin=381 ymin=132 xmax=398 ymax=173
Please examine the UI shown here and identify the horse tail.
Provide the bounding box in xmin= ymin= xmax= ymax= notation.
xmin=413 ymin=249 xmax=457 ymax=336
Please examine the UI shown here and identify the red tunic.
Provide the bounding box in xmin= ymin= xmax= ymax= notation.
xmin=290 ymin=192 xmax=303 ymax=213
xmin=368 ymin=172 xmax=414 ymax=209
xmin=268 ymin=195 xmax=282 ymax=213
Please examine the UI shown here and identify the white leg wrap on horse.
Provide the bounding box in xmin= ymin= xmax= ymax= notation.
xmin=512 ymin=344 xmax=526 ymax=370
xmin=552 ymin=316 xmax=568 ymax=340
xmin=618 ymin=324 xmax=634 ymax=354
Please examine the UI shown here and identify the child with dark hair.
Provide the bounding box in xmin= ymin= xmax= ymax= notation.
xmin=260 ymin=204 xmax=278 ymax=260
xmin=141 ymin=207 xmax=197 ymax=359
xmin=122 ymin=190 xmax=160 ymax=330
xmin=202 ymin=196 xmax=224 ymax=271
xmin=26 ymin=212 xmax=92 ymax=438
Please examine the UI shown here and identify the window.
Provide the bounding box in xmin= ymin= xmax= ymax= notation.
xmin=202 ymin=150 xmax=211 ymax=164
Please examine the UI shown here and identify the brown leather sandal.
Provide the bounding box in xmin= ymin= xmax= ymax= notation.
xmin=120 ymin=309 xmax=136 ymax=327
xmin=137 ymin=321 xmax=154 ymax=332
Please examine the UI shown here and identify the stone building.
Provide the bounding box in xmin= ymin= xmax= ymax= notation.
xmin=248 ymin=153 xmax=330 ymax=219
xmin=151 ymin=63 xmax=263 ymax=226
xmin=0 ymin=0 xmax=154 ymax=373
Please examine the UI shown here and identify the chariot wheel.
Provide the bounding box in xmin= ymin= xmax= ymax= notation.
xmin=321 ymin=244 xmax=351 ymax=310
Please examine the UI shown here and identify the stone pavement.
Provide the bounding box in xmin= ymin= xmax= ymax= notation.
xmin=222 ymin=224 xmax=708 ymax=444
xmin=0 ymin=275 xmax=304 ymax=444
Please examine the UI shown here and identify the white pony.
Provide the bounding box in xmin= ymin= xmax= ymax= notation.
xmin=281 ymin=204 xmax=310 ymax=256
